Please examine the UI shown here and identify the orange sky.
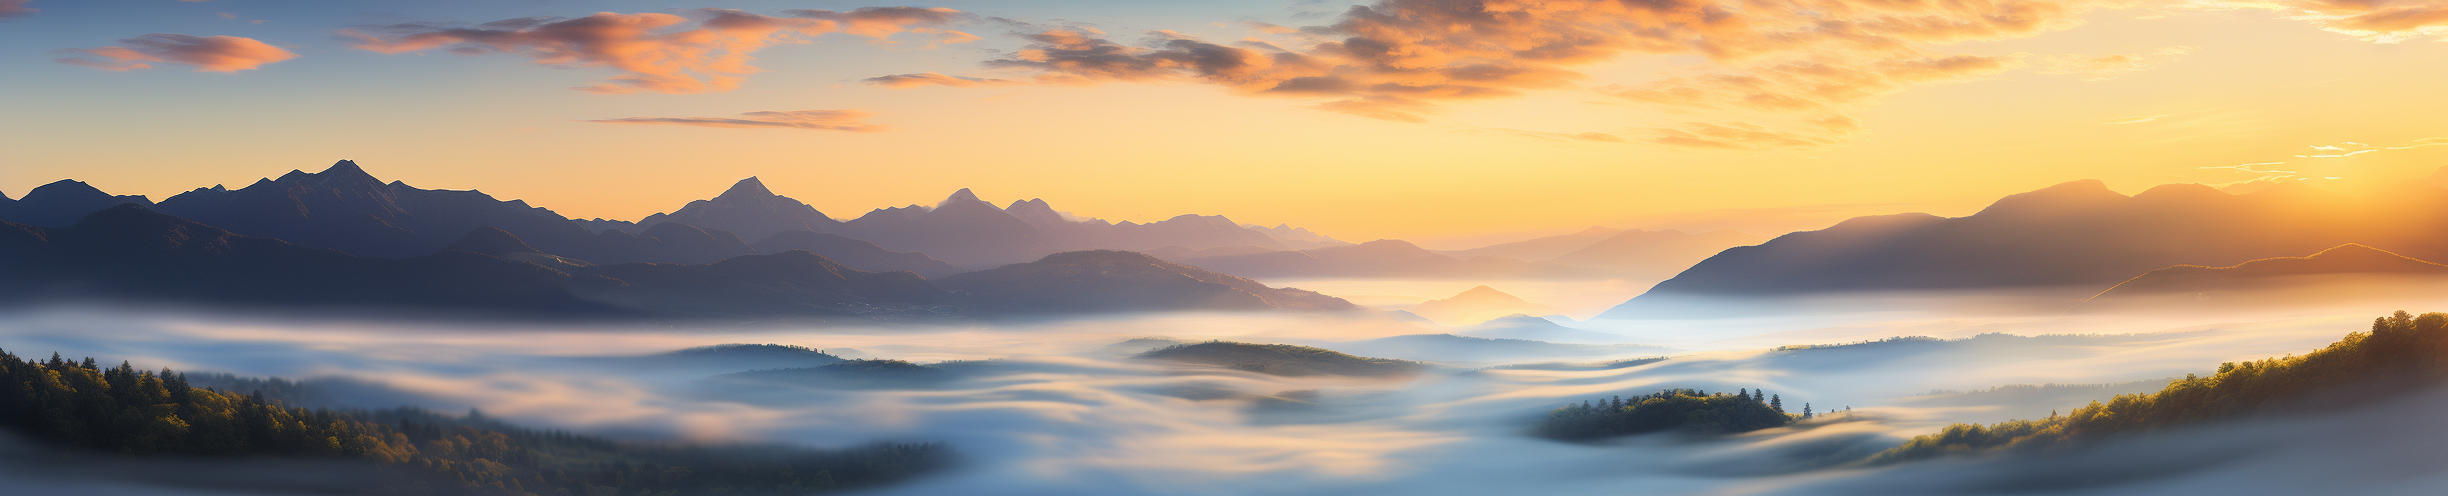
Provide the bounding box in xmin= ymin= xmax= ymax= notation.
xmin=3 ymin=1 xmax=2444 ymax=247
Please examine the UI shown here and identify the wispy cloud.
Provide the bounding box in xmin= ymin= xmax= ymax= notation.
xmin=2294 ymin=138 xmax=2448 ymax=158
xmin=582 ymin=109 xmax=885 ymax=132
xmin=863 ymin=72 xmax=1018 ymax=88
xmin=55 ymin=34 xmax=297 ymax=72
xmin=0 ymin=0 xmax=34 ymax=18
xmin=345 ymin=8 xmax=972 ymax=94
xmin=2038 ymin=46 xmax=2196 ymax=81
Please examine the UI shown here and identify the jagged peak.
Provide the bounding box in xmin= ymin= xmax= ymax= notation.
xmin=939 ymin=188 xmax=984 ymax=208
xmin=718 ymin=176 xmax=775 ymax=199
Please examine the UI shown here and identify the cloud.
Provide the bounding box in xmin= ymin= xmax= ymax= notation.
xmin=1646 ymin=121 xmax=1856 ymax=151
xmin=866 ymin=0 xmax=2117 ymax=151
xmin=2293 ymin=137 xmax=2448 ymax=158
xmin=345 ymin=7 xmax=970 ymax=94
xmin=1485 ymin=128 xmax=1628 ymax=144
xmin=863 ymin=72 xmax=1019 ymax=87
xmin=2037 ymin=46 xmax=2195 ymax=81
xmin=582 ymin=109 xmax=885 ymax=132
xmin=869 ymin=0 xmax=2437 ymax=150
xmin=2281 ymin=0 xmax=2448 ymax=42
xmin=55 ymin=34 xmax=298 ymax=72
xmin=0 ymin=0 xmax=32 ymax=18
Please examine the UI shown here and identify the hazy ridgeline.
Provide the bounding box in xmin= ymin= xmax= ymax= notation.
xmin=0 ymin=305 xmax=2444 ymax=495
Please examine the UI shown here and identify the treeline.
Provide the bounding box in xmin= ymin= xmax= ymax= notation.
xmin=1535 ymin=388 xmax=1803 ymax=440
xmin=1874 ymin=311 xmax=2448 ymax=463
xmin=0 ymin=348 xmax=951 ymax=495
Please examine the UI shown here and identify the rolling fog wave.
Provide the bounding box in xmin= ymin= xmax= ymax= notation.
xmin=0 ymin=305 xmax=2430 ymax=495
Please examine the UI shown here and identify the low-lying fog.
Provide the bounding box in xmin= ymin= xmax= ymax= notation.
xmin=3 ymin=299 xmax=2444 ymax=495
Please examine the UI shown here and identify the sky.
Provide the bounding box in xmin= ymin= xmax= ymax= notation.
xmin=2 ymin=0 xmax=2445 ymax=246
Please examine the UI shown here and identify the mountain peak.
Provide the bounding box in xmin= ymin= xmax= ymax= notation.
xmin=24 ymin=179 xmax=111 ymax=201
xmin=319 ymin=159 xmax=379 ymax=182
xmin=942 ymin=188 xmax=982 ymax=206
xmin=718 ymin=177 xmax=775 ymax=199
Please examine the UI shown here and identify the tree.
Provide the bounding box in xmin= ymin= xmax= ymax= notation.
xmin=1770 ymin=394 xmax=1784 ymax=413
xmin=1802 ymin=403 xmax=1812 ymax=419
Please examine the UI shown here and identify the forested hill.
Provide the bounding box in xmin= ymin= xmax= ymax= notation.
xmin=1873 ymin=310 xmax=2448 ymax=463
xmin=0 ymin=349 xmax=950 ymax=495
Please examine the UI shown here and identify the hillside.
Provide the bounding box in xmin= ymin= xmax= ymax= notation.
xmin=1136 ymin=341 xmax=1424 ymax=377
xmin=1872 ymin=310 xmax=2448 ymax=463
xmin=2090 ymin=243 xmax=2448 ymax=299
xmin=1181 ymin=239 xmax=1581 ymax=279
xmin=750 ymin=230 xmax=964 ymax=278
xmin=0 ymin=349 xmax=950 ymax=495
xmin=1410 ymin=285 xmax=1554 ymax=324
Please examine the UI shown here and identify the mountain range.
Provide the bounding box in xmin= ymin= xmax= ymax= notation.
xmin=1602 ymin=179 xmax=2448 ymax=318
xmin=0 ymin=204 xmax=1350 ymax=320
xmin=2082 ymin=243 xmax=2448 ymax=308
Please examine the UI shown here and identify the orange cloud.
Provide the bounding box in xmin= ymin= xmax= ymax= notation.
xmin=346 ymin=7 xmax=966 ymax=94
xmin=882 ymin=0 xmax=2106 ymax=142
xmin=1 ymin=0 xmax=33 ymax=18
xmin=582 ymin=109 xmax=885 ymax=132
xmin=56 ymin=34 xmax=297 ymax=72
xmin=2283 ymin=0 xmax=2448 ymax=41
xmin=863 ymin=72 xmax=1019 ymax=87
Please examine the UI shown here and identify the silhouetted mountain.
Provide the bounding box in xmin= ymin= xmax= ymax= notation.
xmin=1447 ymin=227 xmax=1622 ymax=261
xmin=0 ymin=179 xmax=153 ymax=227
xmin=1007 ymin=198 xmax=1286 ymax=252
xmin=836 ymin=189 xmax=1055 ymax=267
xmin=2089 ymin=244 xmax=2448 ymax=300
xmin=445 ymin=226 xmax=593 ymax=270
xmin=1136 ymin=341 xmax=1423 ymax=377
xmin=1411 ymin=285 xmax=1553 ymax=324
xmin=0 ymin=205 xmax=958 ymax=319
xmin=573 ymin=250 xmax=953 ymax=318
xmin=1144 ymin=245 xmax=1280 ymax=262
xmin=638 ymin=177 xmax=842 ymax=243
xmin=1181 ymin=239 xmax=1582 ymax=279
xmin=717 ymin=359 xmax=956 ymax=389
xmin=750 ymin=230 xmax=961 ymax=278
xmin=584 ymin=344 xmax=848 ymax=373
xmin=1325 ymin=334 xmax=1669 ymax=364
xmin=148 ymin=160 xmax=757 ymax=264
xmin=1243 ymin=223 xmax=1352 ymax=249
xmin=1461 ymin=314 xmax=1630 ymax=343
xmin=0 ymin=204 xmax=618 ymax=314
xmin=933 ymin=250 xmax=1356 ymax=314
xmin=1550 ymin=229 xmax=1765 ymax=277
xmin=445 ymin=225 xmax=543 ymax=256
xmin=1603 ymin=180 xmax=2448 ymax=318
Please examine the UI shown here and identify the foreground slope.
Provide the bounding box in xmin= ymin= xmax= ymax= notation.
xmin=1874 ymin=310 xmax=2448 ymax=462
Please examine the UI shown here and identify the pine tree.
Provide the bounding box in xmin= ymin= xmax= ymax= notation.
xmin=1770 ymin=394 xmax=1784 ymax=413
xmin=1802 ymin=403 xmax=1812 ymax=419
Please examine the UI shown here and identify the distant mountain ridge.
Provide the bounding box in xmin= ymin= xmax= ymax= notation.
xmin=2089 ymin=243 xmax=2448 ymax=300
xmin=0 ymin=206 xmax=1346 ymax=320
xmin=1 ymin=160 xmax=1347 ymax=275
xmin=934 ymin=250 xmax=1356 ymax=314
xmin=636 ymin=177 xmax=842 ymax=243
xmin=1603 ymin=179 xmax=2448 ymax=318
